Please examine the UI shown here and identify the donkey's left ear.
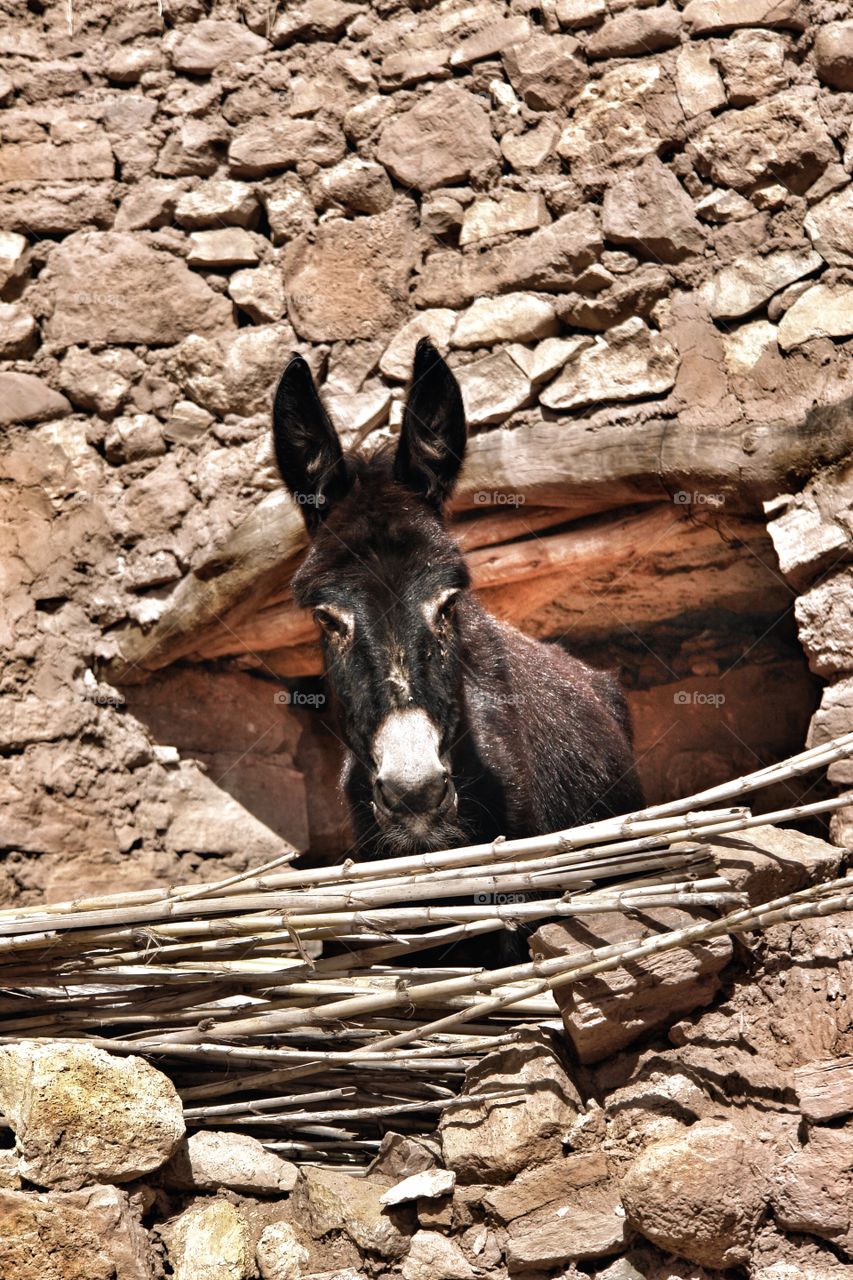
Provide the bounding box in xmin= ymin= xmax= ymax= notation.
xmin=394 ymin=338 xmax=466 ymax=507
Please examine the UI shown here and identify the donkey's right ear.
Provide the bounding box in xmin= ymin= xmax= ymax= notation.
xmin=272 ymin=355 xmax=349 ymax=532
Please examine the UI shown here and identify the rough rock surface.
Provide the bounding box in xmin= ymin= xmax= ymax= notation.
xmin=0 ymin=1041 xmax=185 ymax=1190
xmin=0 ymin=3 xmax=852 ymax=1275
xmin=284 ymin=201 xmax=418 ymax=340
xmin=163 ymin=1130 xmax=298 ymax=1196
xmin=377 ymin=84 xmax=499 ymax=191
xmin=439 ymin=1030 xmax=582 ymax=1183
xmin=532 ymin=905 xmax=732 ymax=1062
xmin=40 ymin=232 xmax=235 ymax=345
xmin=0 ymin=1184 xmax=153 ymax=1280
xmin=621 ymin=1120 xmax=772 ymax=1269
xmin=160 ymin=1199 xmax=253 ymax=1280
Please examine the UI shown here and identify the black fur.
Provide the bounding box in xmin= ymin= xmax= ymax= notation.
xmin=272 ymin=339 xmax=645 ymax=863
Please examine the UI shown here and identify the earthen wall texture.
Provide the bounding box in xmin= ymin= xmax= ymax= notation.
xmin=2 ymin=0 xmax=853 ymax=899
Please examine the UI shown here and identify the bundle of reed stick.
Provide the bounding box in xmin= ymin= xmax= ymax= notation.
xmin=1 ymin=733 xmax=852 ymax=1166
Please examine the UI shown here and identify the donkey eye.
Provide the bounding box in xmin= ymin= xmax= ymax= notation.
xmin=314 ymin=606 xmax=350 ymax=639
xmin=435 ymin=591 xmax=460 ymax=623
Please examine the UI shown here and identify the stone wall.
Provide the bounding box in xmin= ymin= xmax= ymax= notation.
xmin=2 ymin=0 xmax=853 ymax=900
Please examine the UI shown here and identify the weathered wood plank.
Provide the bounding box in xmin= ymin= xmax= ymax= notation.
xmin=110 ymin=401 xmax=851 ymax=681
xmin=192 ymin=508 xmax=790 ymax=673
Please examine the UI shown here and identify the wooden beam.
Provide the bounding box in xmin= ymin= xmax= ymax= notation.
xmin=196 ymin=507 xmax=791 ymax=677
xmin=109 ymin=401 xmax=851 ymax=681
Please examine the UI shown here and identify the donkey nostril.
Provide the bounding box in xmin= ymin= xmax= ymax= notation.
xmin=374 ymin=769 xmax=450 ymax=817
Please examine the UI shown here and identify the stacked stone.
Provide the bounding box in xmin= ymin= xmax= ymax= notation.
xmin=1 ymin=3 xmax=853 ymax=959
xmin=2 ymin=817 xmax=853 ymax=1280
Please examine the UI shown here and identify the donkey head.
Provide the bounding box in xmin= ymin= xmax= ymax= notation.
xmin=272 ymin=339 xmax=470 ymax=853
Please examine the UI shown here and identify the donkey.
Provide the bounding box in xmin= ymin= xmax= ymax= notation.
xmin=272 ymin=339 xmax=644 ymax=881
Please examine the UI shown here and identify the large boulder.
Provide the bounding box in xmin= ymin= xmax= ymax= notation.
xmin=39 ymin=232 xmax=234 ymax=346
xmin=0 ymin=1041 xmax=185 ymax=1189
xmin=0 ymin=1184 xmax=152 ymax=1280
xmin=620 ymin=1119 xmax=771 ymax=1269
xmin=377 ymin=84 xmax=499 ymax=191
xmin=439 ymin=1029 xmax=582 ymax=1183
xmin=284 ymin=201 xmax=418 ymax=341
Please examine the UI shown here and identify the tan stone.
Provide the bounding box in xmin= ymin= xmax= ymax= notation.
xmin=502 ymin=33 xmax=587 ymax=111
xmin=0 ymin=1185 xmax=152 ymax=1280
xmin=706 ymin=823 xmax=842 ymax=906
xmin=531 ymin=898 xmax=731 ymax=1063
xmin=41 ymin=231 xmax=234 ymax=346
xmin=449 ymin=15 xmax=531 ymax=67
xmin=402 ymin=1230 xmax=474 ymax=1280
xmin=0 ymin=302 xmax=37 ymax=358
xmin=377 ymin=84 xmax=499 ymax=191
xmin=417 ymin=209 xmax=601 ymax=309
xmin=587 ymin=5 xmax=682 ymax=58
xmin=684 ymin=0 xmax=806 ymax=33
xmin=256 ymin=1221 xmax=310 ymax=1280
xmin=805 ymin=185 xmax=853 ymax=266
xmin=602 ymin=156 xmax=704 ymax=262
xmin=0 ymin=229 xmax=29 ymax=289
xmin=271 ymin=0 xmax=361 ymax=46
xmin=228 ymin=117 xmax=346 ymax=176
xmin=815 ymin=21 xmax=853 ymax=90
xmin=439 ymin=1030 xmax=582 ymax=1183
xmin=161 ymin=1199 xmax=253 ymax=1280
xmin=284 ymin=202 xmax=418 ymax=341
xmin=778 ymin=283 xmax=853 ymax=350
xmin=675 ymin=43 xmax=727 ymax=117
xmin=692 ymin=89 xmax=835 ymax=192
xmin=451 ymin=293 xmax=558 ymax=348
xmin=163 ymin=1130 xmax=298 ymax=1195
xmin=314 ymin=155 xmax=394 ymax=214
xmin=170 ymin=322 xmax=296 ymax=417
xmin=556 ymin=0 xmax=605 ymax=26
xmin=701 ymin=248 xmax=822 ymax=320
xmin=58 ymin=347 xmax=140 ymax=416
xmin=0 ymin=1041 xmax=184 ymax=1189
xmin=455 ymin=350 xmax=532 ymax=425
xmin=164 ymin=19 xmax=268 ymax=72
xmin=175 ymin=179 xmax=258 ymax=228
xmin=0 ymin=134 xmax=113 ymax=182
xmin=717 ymin=30 xmax=790 ymax=106
xmin=772 ymin=1126 xmax=853 ymax=1255
xmin=186 ymin=227 xmax=260 ymax=268
xmin=294 ymin=1166 xmax=413 ymax=1258
xmin=795 ymin=569 xmax=853 ymax=679
xmin=261 ymin=177 xmax=315 ymax=244
xmin=380 ymin=310 xmax=458 ymax=381
xmin=502 ymin=118 xmax=560 ymax=170
xmin=459 ymin=191 xmax=550 ymax=246
xmin=795 ymin=1057 xmax=853 ymax=1123
xmin=558 ymin=62 xmax=685 ymax=184
xmin=540 ymin=317 xmax=679 ymax=414
xmin=0 ymin=372 xmax=71 ymax=426
xmin=621 ymin=1120 xmax=771 ymax=1269
xmin=505 ymin=1181 xmax=627 ymax=1268
xmin=228 ymin=265 xmax=286 ymax=323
